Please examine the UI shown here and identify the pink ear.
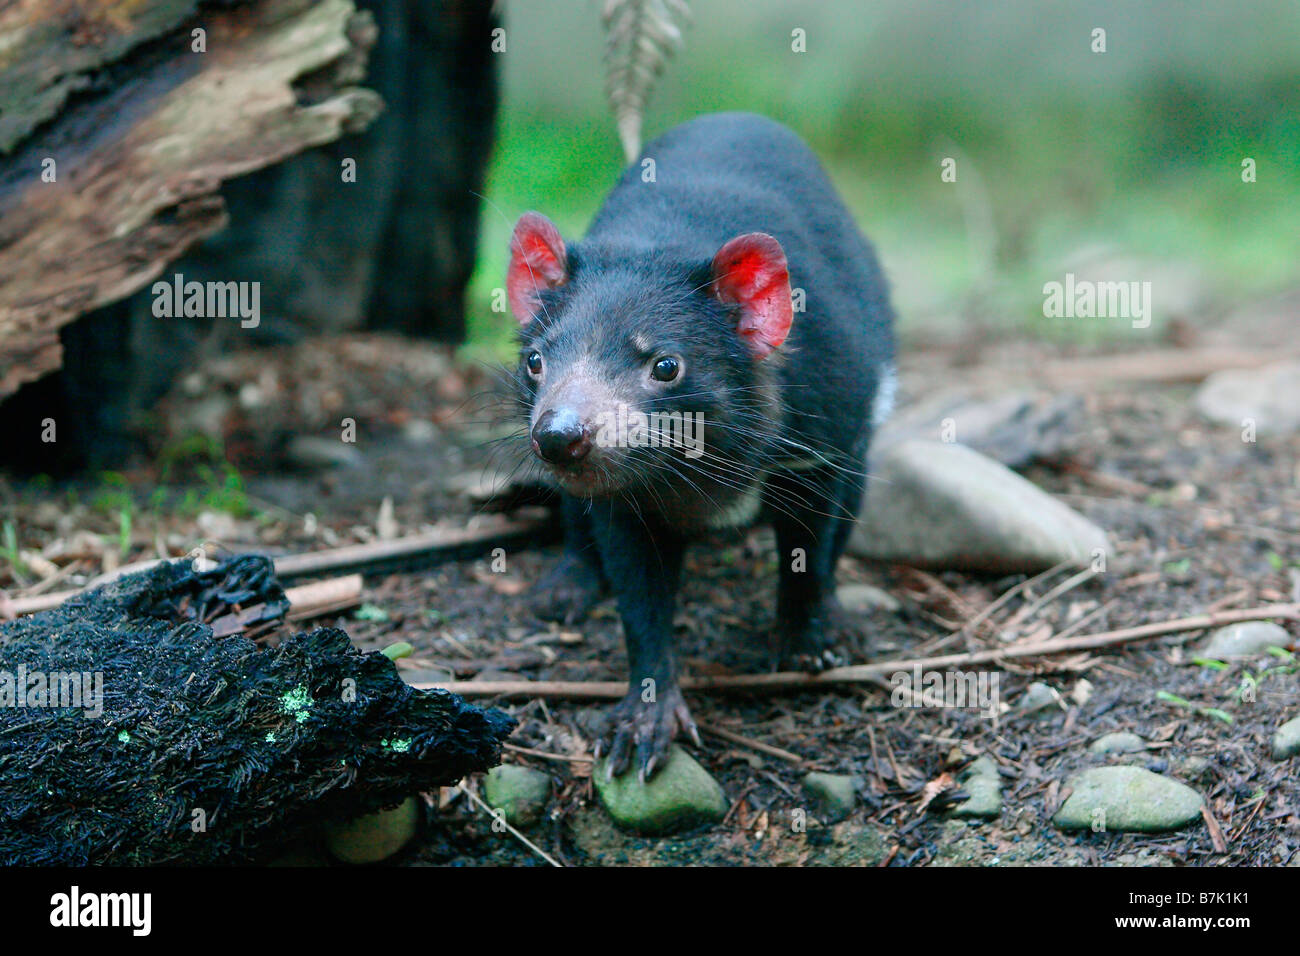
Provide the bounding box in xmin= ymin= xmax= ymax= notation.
xmin=507 ymin=212 xmax=568 ymax=324
xmin=710 ymin=233 xmax=792 ymax=359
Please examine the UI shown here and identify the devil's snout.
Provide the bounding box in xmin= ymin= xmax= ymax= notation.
xmin=531 ymin=408 xmax=594 ymax=464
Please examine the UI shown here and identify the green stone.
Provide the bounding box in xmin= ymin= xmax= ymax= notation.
xmin=594 ymin=746 xmax=727 ymax=835
xmin=802 ymin=772 xmax=857 ymax=823
xmin=324 ymin=796 xmax=420 ymax=863
xmin=483 ymin=764 xmax=552 ymax=828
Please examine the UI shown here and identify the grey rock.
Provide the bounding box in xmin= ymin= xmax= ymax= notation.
xmin=836 ymin=583 xmax=901 ymax=614
xmin=594 ymin=746 xmax=727 ymax=835
xmin=1176 ymin=755 xmax=1213 ymax=781
xmin=1019 ymin=681 xmax=1064 ymax=718
xmin=1090 ymin=732 xmax=1146 ymax=755
xmin=1200 ymin=621 xmax=1290 ymax=659
xmin=849 ymin=440 xmax=1109 ymax=574
xmin=1272 ymin=715 xmax=1300 ymax=760
xmin=1195 ymin=361 xmax=1300 ymax=435
xmin=951 ymin=755 xmax=1002 ymax=819
xmin=802 ymin=772 xmax=857 ymax=823
xmin=1053 ymin=766 xmax=1203 ymax=833
xmin=878 ymin=391 xmax=1085 ymax=469
xmin=483 ymin=764 xmax=552 ymax=828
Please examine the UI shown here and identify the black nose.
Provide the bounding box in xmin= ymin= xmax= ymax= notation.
xmin=532 ymin=409 xmax=593 ymax=464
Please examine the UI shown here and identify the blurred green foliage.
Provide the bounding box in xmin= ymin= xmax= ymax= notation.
xmin=465 ymin=0 xmax=1299 ymax=359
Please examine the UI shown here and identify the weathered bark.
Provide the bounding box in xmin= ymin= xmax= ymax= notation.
xmin=0 ymin=0 xmax=382 ymax=402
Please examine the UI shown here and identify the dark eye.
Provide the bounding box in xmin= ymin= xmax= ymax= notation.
xmin=525 ymin=350 xmax=543 ymax=376
xmin=651 ymin=356 xmax=680 ymax=382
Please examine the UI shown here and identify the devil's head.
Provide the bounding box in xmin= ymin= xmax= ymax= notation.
xmin=508 ymin=211 xmax=792 ymax=501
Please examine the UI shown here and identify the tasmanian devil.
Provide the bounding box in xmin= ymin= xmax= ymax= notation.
xmin=507 ymin=112 xmax=896 ymax=780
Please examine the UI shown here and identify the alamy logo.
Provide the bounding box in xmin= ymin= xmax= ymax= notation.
xmin=50 ymin=886 xmax=151 ymax=936
xmin=0 ymin=666 xmax=103 ymax=718
xmin=890 ymin=666 xmax=1000 ymax=718
xmin=1042 ymin=272 xmax=1152 ymax=329
xmin=594 ymin=405 xmax=704 ymax=459
xmin=152 ymin=273 xmax=261 ymax=328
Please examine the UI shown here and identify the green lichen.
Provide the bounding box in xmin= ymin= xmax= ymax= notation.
xmin=117 ymin=730 xmax=131 ymax=743
xmin=381 ymin=737 xmax=411 ymax=754
xmin=281 ymin=685 xmax=313 ymax=723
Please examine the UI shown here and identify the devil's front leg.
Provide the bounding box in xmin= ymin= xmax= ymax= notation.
xmin=768 ymin=464 xmax=866 ymax=671
xmin=529 ymin=493 xmax=609 ymax=624
xmin=590 ymin=504 xmax=700 ymax=780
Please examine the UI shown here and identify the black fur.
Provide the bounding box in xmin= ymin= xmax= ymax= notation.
xmin=515 ymin=113 xmax=895 ymax=778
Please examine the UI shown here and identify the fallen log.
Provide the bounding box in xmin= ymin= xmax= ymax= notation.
xmin=0 ymin=555 xmax=512 ymax=865
xmin=0 ymin=0 xmax=381 ymax=399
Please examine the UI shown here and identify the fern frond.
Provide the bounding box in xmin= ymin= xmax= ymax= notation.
xmin=602 ymin=0 xmax=691 ymax=163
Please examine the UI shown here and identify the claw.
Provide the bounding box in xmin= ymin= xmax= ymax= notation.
xmin=600 ymin=685 xmax=697 ymax=781
xmin=686 ymin=722 xmax=703 ymax=749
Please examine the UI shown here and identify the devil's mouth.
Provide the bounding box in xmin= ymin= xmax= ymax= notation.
xmin=545 ymin=462 xmax=621 ymax=498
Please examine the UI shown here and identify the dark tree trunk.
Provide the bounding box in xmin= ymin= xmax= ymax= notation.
xmin=364 ymin=0 xmax=500 ymax=341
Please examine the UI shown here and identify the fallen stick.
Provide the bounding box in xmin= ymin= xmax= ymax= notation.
xmin=698 ymin=722 xmax=806 ymax=765
xmin=272 ymin=515 xmax=555 ymax=579
xmin=4 ymin=573 xmax=364 ymax=625
xmin=1000 ymin=566 xmax=1099 ymax=634
xmin=209 ymin=575 xmax=365 ymax=637
xmin=943 ymin=560 xmax=1078 ymax=650
xmin=284 ymin=574 xmax=365 ymax=622
xmin=1 ymin=590 xmax=66 ymax=617
xmin=417 ymin=602 xmax=1300 ymax=699
xmin=1 ymin=514 xmax=554 ymax=618
xmin=1039 ymin=347 xmax=1291 ymax=386
xmin=456 ymin=782 xmax=562 ymax=868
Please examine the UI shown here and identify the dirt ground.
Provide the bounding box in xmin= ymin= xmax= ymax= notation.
xmin=2 ymin=318 xmax=1297 ymax=867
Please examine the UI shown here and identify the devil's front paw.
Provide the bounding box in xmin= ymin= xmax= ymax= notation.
xmin=528 ymin=553 xmax=606 ymax=625
xmin=596 ymin=684 xmax=701 ymax=782
xmin=774 ymin=596 xmax=854 ymax=673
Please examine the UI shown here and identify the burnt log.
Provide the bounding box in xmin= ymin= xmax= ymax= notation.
xmin=0 ymin=555 xmax=513 ymax=865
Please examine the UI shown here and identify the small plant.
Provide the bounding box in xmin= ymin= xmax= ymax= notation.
xmin=158 ymin=433 xmax=225 ymax=484
xmin=91 ymin=471 xmax=133 ymax=515
xmin=117 ymin=508 xmax=132 ymax=561
xmin=1 ymin=520 xmax=27 ymax=578
xmin=1156 ymin=690 xmax=1232 ymax=724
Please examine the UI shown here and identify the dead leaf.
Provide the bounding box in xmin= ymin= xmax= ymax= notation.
xmin=916 ymin=771 xmax=956 ymax=815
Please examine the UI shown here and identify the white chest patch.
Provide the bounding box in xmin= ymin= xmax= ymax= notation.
xmin=872 ymin=361 xmax=898 ymax=427
xmin=706 ymin=483 xmax=765 ymax=530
